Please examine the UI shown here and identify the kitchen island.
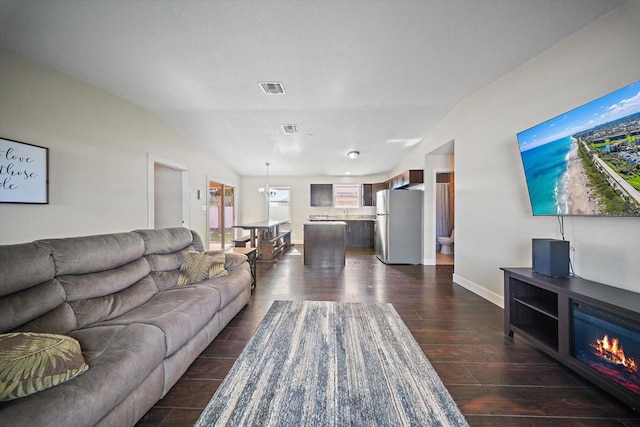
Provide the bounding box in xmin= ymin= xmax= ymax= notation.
xmin=303 ymin=221 xmax=346 ymax=266
xmin=308 ymin=215 xmax=375 ymax=248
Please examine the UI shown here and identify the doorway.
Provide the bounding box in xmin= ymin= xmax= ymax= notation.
xmin=148 ymin=155 xmax=189 ymax=229
xmin=435 ymin=172 xmax=454 ymax=265
xmin=209 ymin=180 xmax=235 ymax=251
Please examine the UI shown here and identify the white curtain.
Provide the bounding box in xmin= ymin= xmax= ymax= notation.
xmin=435 ymin=183 xmax=451 ymax=249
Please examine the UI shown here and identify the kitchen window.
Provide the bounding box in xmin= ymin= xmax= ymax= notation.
xmin=268 ymin=187 xmax=291 ymax=230
xmin=333 ymin=184 xmax=360 ymax=208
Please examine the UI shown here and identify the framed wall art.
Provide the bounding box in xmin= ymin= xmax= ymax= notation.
xmin=0 ymin=138 xmax=49 ymax=204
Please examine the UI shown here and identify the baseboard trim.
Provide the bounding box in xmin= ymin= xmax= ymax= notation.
xmin=452 ymin=273 xmax=504 ymax=308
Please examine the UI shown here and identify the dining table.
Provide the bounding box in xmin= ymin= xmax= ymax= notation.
xmin=232 ymin=220 xmax=290 ymax=259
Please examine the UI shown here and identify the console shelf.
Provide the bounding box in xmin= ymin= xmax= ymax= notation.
xmin=512 ymin=295 xmax=558 ymax=319
xmin=502 ymin=268 xmax=640 ymax=411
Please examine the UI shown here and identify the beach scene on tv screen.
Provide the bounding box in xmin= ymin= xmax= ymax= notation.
xmin=517 ymin=81 xmax=640 ymax=217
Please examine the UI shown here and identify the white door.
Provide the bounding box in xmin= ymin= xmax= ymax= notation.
xmin=148 ymin=155 xmax=190 ymax=229
xmin=154 ymin=163 xmax=183 ymax=228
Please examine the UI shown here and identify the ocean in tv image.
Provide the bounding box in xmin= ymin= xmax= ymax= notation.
xmin=517 ymin=80 xmax=640 ymax=217
xmin=520 ymin=136 xmax=574 ymax=215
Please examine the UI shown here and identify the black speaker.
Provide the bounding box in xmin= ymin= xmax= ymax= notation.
xmin=532 ymin=238 xmax=569 ymax=277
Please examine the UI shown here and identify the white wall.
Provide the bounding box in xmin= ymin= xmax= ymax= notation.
xmin=393 ymin=0 xmax=640 ymax=302
xmin=0 ymin=48 xmax=239 ymax=244
xmin=240 ymin=174 xmax=387 ymax=244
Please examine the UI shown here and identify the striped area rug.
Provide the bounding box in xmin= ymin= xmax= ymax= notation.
xmin=195 ymin=300 xmax=468 ymax=426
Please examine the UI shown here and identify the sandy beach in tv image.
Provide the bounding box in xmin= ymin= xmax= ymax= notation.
xmin=517 ymin=81 xmax=640 ymax=216
xmin=564 ymin=140 xmax=602 ymax=214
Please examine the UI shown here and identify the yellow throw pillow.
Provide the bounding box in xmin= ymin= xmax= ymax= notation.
xmin=178 ymin=251 xmax=228 ymax=286
xmin=0 ymin=332 xmax=89 ymax=401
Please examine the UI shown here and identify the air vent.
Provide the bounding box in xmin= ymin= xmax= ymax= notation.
xmin=259 ymin=82 xmax=285 ymax=95
xmin=281 ymin=124 xmax=298 ymax=134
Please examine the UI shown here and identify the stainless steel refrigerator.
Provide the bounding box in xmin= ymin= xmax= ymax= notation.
xmin=375 ymin=189 xmax=423 ymax=264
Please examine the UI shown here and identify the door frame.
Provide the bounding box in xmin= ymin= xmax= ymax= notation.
xmin=423 ymin=139 xmax=455 ymax=265
xmin=147 ymin=154 xmax=190 ymax=229
xmin=433 ymin=170 xmax=454 ymax=261
xmin=206 ymin=175 xmax=239 ymax=250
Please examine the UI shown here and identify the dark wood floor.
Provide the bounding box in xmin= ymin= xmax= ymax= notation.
xmin=137 ymin=246 xmax=640 ymax=426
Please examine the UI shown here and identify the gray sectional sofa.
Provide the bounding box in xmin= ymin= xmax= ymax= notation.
xmin=0 ymin=227 xmax=252 ymax=426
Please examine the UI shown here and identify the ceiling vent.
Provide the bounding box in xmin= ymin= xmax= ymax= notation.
xmin=281 ymin=124 xmax=298 ymax=134
xmin=259 ymin=82 xmax=285 ymax=95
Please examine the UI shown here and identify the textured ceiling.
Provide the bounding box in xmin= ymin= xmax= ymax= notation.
xmin=0 ymin=0 xmax=626 ymax=176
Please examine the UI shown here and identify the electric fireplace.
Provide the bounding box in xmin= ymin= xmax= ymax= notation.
xmin=504 ymin=268 xmax=640 ymax=412
xmin=573 ymin=302 xmax=640 ymax=400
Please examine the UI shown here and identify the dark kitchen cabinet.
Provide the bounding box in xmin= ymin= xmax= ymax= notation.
xmin=387 ymin=170 xmax=424 ymax=189
xmin=362 ymin=183 xmax=388 ymax=206
xmin=310 ymin=184 xmax=333 ymax=207
xmin=362 ymin=184 xmax=373 ymax=207
xmin=345 ymin=220 xmax=375 ymax=248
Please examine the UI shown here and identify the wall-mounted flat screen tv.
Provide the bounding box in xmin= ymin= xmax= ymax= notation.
xmin=517 ymin=80 xmax=640 ymax=217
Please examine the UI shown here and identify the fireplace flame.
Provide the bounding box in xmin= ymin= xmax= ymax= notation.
xmin=591 ymin=335 xmax=637 ymax=373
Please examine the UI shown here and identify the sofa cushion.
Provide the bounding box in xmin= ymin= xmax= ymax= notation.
xmin=135 ymin=228 xmax=198 ymax=291
xmin=205 ymin=250 xmax=247 ymax=271
xmin=39 ymin=232 xmax=145 ymax=276
xmin=58 ymin=257 xmax=152 ymax=300
xmin=196 ymin=264 xmax=251 ymax=310
xmin=0 ymin=242 xmax=55 ymax=297
xmin=0 ymin=332 xmax=89 ymax=401
xmin=0 ymin=242 xmax=67 ymax=334
xmin=14 ymin=304 xmax=78 ymax=336
xmin=0 ymin=323 xmax=166 ymax=426
xmin=0 ymin=280 xmax=66 ymax=333
xmin=178 ymin=251 xmax=227 ymax=286
xmin=134 ymin=227 xmax=195 ymax=255
xmin=68 ymin=276 xmax=159 ymax=329
xmin=148 ymin=270 xmax=181 ymax=292
xmin=224 ymin=252 xmax=248 ymax=269
xmin=97 ymin=286 xmax=222 ymax=357
xmin=145 ymin=251 xmax=182 ymax=272
xmin=57 ymin=257 xmax=158 ymax=328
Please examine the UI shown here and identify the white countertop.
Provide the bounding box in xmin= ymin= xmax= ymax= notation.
xmin=304 ymin=221 xmax=347 ymax=226
xmin=308 ymin=215 xmax=374 ymax=221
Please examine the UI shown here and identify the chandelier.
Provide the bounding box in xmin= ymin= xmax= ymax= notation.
xmin=258 ymin=162 xmax=277 ymax=198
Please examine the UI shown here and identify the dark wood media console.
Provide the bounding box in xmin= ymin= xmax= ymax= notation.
xmin=502 ymin=268 xmax=640 ymax=411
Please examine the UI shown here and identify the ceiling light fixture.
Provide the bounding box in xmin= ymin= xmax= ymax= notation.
xmin=348 ymin=151 xmax=360 ymax=160
xmin=258 ymin=162 xmax=277 ymax=198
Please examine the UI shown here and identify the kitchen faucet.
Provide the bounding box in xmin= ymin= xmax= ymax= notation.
xmin=343 ymin=208 xmax=348 ymax=217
